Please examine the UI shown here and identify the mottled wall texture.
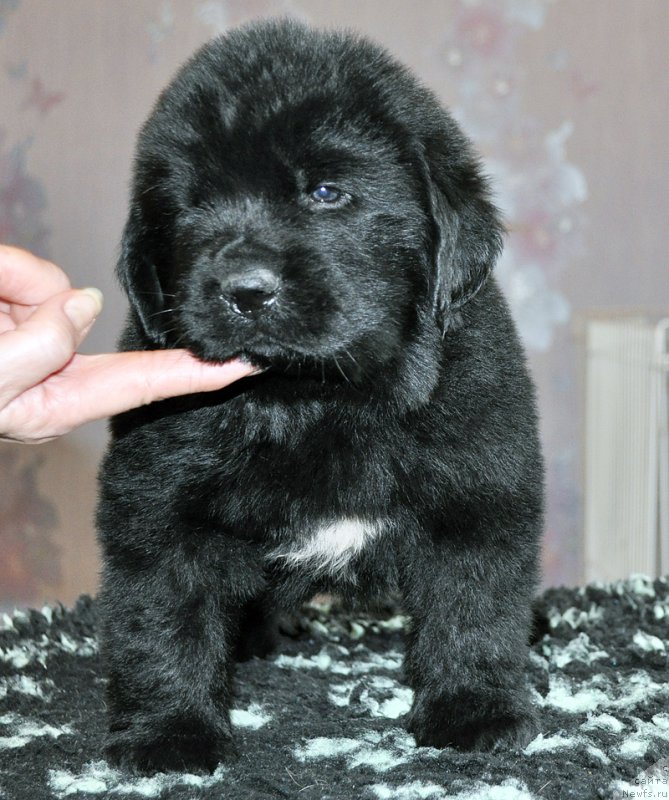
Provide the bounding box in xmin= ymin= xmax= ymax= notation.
xmin=1 ymin=0 xmax=667 ymax=609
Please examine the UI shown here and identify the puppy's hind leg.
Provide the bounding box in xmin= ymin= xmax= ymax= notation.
xmin=234 ymin=593 xmax=280 ymax=662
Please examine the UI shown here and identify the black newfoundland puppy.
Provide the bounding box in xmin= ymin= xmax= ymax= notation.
xmin=97 ymin=19 xmax=544 ymax=773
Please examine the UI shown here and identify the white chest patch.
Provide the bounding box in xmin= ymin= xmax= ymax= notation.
xmin=270 ymin=517 xmax=385 ymax=577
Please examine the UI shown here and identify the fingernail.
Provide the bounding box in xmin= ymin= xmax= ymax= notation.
xmin=237 ymin=357 xmax=268 ymax=375
xmin=81 ymin=287 xmax=104 ymax=314
xmin=64 ymin=288 xmax=104 ymax=327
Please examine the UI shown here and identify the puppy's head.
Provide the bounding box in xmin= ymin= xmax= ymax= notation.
xmin=119 ymin=19 xmax=503 ymax=380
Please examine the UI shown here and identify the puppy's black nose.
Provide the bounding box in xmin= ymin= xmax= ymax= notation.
xmin=219 ymin=268 xmax=281 ymax=316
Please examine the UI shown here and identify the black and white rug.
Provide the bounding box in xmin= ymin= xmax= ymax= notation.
xmin=2 ymin=576 xmax=669 ymax=799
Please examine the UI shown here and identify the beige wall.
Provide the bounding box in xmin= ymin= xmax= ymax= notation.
xmin=1 ymin=0 xmax=667 ymax=608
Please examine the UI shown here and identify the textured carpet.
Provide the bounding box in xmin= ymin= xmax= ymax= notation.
xmin=2 ymin=576 xmax=669 ymax=799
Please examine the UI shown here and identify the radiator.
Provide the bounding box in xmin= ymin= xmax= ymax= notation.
xmin=584 ymin=317 xmax=669 ymax=582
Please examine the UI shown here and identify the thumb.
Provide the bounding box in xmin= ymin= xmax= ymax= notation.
xmin=63 ymin=287 xmax=104 ymax=332
xmin=0 ymin=287 xmax=104 ymax=402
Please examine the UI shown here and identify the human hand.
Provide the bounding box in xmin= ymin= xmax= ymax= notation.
xmin=0 ymin=245 xmax=257 ymax=444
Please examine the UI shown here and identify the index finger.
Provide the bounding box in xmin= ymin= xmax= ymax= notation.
xmin=0 ymin=245 xmax=72 ymax=305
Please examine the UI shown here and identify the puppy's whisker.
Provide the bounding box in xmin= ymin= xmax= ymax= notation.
xmin=160 ymin=329 xmax=188 ymax=348
xmin=332 ymin=355 xmax=350 ymax=385
xmin=136 ymin=291 xmax=176 ymax=298
xmin=342 ymin=348 xmax=359 ymax=368
xmin=139 ymin=182 xmax=165 ymax=197
xmin=342 ymin=347 xmax=366 ymax=382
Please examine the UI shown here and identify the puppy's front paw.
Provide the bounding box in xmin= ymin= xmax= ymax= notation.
xmin=106 ymin=716 xmax=237 ymax=775
xmin=407 ymin=689 xmax=538 ymax=752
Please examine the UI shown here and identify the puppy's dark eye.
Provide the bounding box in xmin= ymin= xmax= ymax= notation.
xmin=310 ymin=184 xmax=344 ymax=204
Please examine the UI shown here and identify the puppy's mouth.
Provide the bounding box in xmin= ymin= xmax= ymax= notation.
xmin=193 ymin=341 xmax=366 ymax=386
xmin=175 ymin=294 xmax=366 ymax=384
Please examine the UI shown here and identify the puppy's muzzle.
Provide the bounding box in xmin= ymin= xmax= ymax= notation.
xmin=219 ymin=267 xmax=281 ymax=317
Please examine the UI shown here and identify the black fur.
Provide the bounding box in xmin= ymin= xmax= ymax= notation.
xmin=97 ymin=19 xmax=544 ymax=774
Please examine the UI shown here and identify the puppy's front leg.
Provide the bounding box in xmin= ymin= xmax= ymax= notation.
xmin=100 ymin=543 xmax=260 ymax=774
xmin=401 ymin=527 xmax=539 ymax=752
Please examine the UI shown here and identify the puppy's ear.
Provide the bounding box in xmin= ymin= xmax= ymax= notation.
xmin=423 ymin=133 xmax=504 ymax=328
xmin=116 ymin=207 xmax=168 ymax=347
